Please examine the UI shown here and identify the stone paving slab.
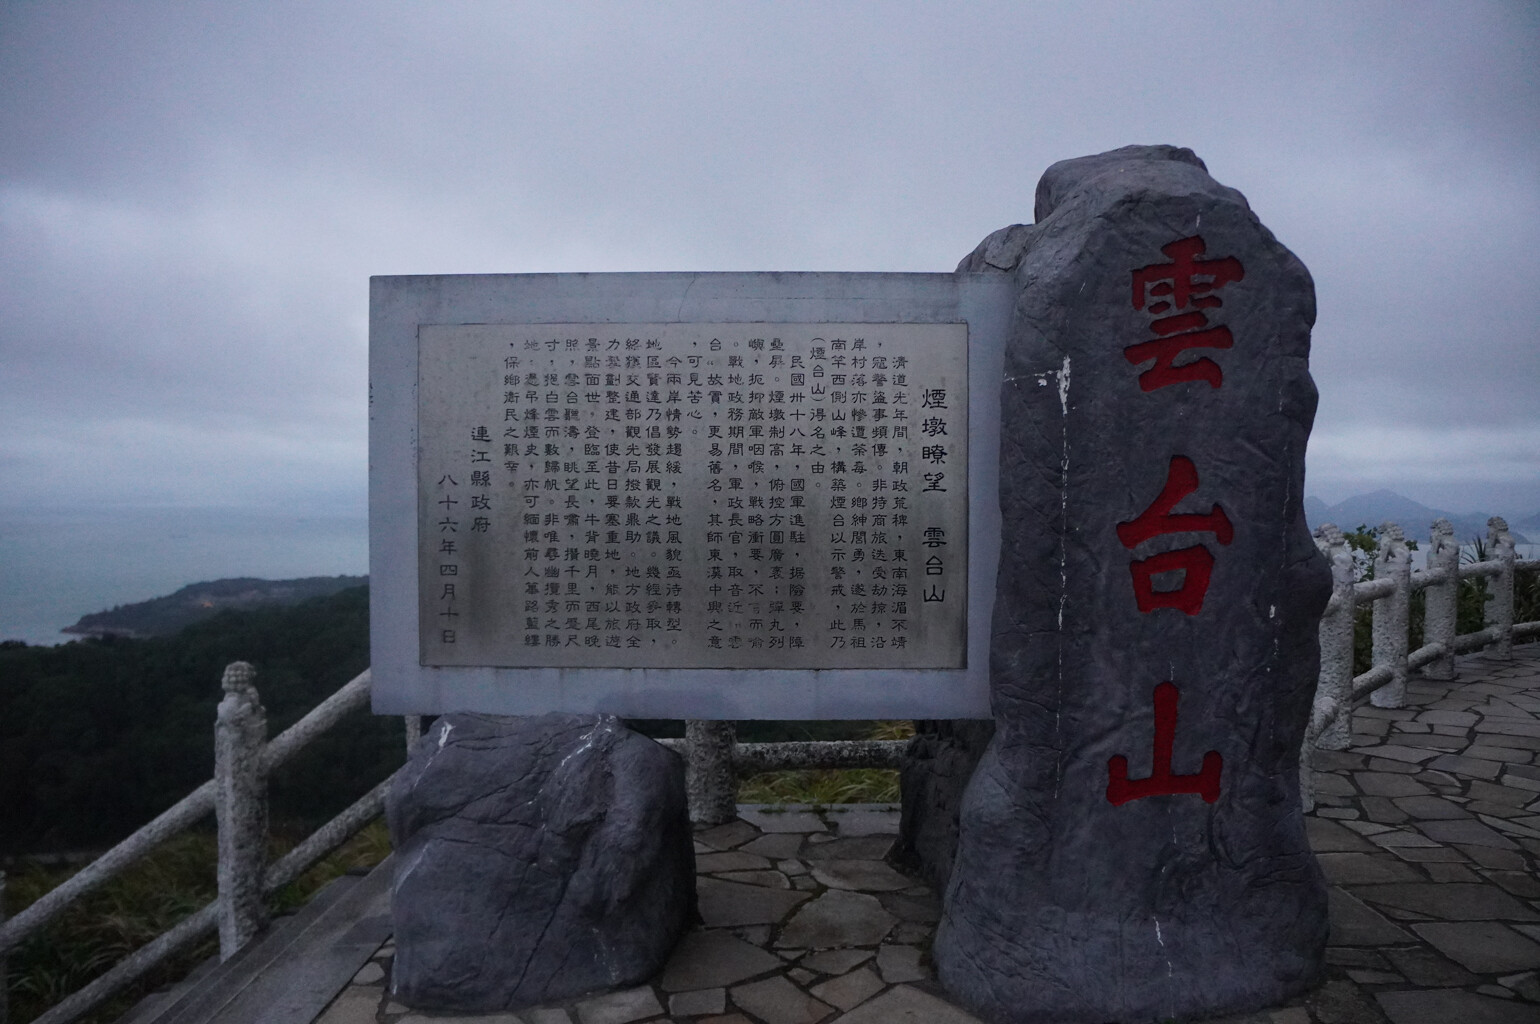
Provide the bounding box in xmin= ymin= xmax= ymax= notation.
xmin=307 ymin=646 xmax=1539 ymax=1024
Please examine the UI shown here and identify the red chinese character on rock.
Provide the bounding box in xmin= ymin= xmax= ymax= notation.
xmin=1118 ymin=455 xmax=1233 ymax=615
xmin=1126 ymin=236 xmax=1244 ymax=392
xmin=1107 ymin=681 xmax=1222 ymax=805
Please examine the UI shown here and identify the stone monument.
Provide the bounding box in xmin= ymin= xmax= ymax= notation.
xmin=369 ymin=145 xmax=1332 ymax=1020
xmin=371 ymin=260 xmax=1012 ymax=1016
xmin=932 ymin=146 xmax=1331 ymax=1022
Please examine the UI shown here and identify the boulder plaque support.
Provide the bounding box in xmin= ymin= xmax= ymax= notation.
xmin=934 ymin=146 xmax=1331 ymax=1023
xmin=386 ymin=713 xmax=695 ymax=1012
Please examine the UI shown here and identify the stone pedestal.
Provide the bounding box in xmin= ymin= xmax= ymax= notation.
xmin=386 ymin=713 xmax=695 ymax=1011
xmin=934 ymin=146 xmax=1332 ymax=1022
xmin=895 ymin=719 xmax=994 ymax=892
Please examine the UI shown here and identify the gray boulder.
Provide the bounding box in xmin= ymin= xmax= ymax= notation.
xmin=934 ymin=145 xmax=1331 ymax=1022
xmin=386 ymin=713 xmax=695 ymax=1011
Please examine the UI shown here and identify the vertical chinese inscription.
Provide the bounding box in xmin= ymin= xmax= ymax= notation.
xmin=416 ymin=323 xmax=968 ymax=669
xmin=1107 ymin=235 xmax=1243 ymax=805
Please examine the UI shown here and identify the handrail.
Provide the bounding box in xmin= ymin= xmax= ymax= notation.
xmin=0 ymin=669 xmax=372 ymax=956
xmin=16 ymin=511 xmax=1528 ymax=1019
xmin=7 ymin=658 xmax=906 ymax=1021
xmin=1301 ymin=515 xmax=1537 ymax=811
xmin=4 ymin=666 xmax=390 ymax=1024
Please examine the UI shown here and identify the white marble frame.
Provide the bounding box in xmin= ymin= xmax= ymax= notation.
xmin=369 ymin=272 xmax=1011 ymax=718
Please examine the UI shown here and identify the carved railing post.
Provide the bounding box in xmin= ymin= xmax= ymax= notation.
xmin=1422 ymin=518 xmax=1459 ymax=680
xmin=215 ymin=662 xmax=268 ymax=959
xmin=1313 ymin=524 xmax=1355 ymax=750
xmin=684 ymin=720 xmax=738 ymax=826
xmin=405 ymin=714 xmax=423 ymax=751
xmin=1487 ymin=516 xmax=1516 ymax=659
xmin=1369 ymin=523 xmax=1411 ymax=708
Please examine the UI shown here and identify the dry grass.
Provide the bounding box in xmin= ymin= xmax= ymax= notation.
xmin=4 ymin=820 xmax=392 ymax=1024
xmin=737 ymin=720 xmax=912 ymax=806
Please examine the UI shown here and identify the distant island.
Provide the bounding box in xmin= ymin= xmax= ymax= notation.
xmin=1303 ymin=490 xmax=1534 ymax=546
xmin=63 ymin=575 xmax=369 ymax=639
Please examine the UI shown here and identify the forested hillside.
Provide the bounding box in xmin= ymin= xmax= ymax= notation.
xmin=0 ymin=586 xmax=398 ymax=855
xmin=61 ymin=575 xmax=368 ymax=639
xmin=0 ymin=582 xmax=884 ymax=856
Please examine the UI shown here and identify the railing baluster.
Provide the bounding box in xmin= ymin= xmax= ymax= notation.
xmin=1313 ymin=524 xmax=1355 ymax=750
xmin=684 ymin=720 xmax=738 ymax=826
xmin=214 ymin=662 xmax=269 ymax=959
xmin=1422 ymin=519 xmax=1459 ymax=680
xmin=1487 ymin=517 xmax=1516 ymax=659
xmin=1369 ymin=522 xmax=1411 ymax=708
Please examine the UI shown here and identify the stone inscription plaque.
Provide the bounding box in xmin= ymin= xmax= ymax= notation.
xmin=417 ymin=322 xmax=967 ymax=669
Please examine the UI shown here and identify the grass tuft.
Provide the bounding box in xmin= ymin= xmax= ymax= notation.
xmin=737 ymin=720 xmax=911 ymax=805
xmin=4 ymin=820 xmax=392 ymax=1024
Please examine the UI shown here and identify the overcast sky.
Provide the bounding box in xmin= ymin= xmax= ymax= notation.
xmin=3 ymin=1 xmax=1537 ymax=522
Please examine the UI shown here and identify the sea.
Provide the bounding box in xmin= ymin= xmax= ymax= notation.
xmin=0 ymin=507 xmax=368 ymax=646
xmin=1 ymin=507 xmax=1531 ymax=648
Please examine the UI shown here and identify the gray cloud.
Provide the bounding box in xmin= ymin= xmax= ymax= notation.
xmin=2 ymin=1 xmax=1537 ymax=516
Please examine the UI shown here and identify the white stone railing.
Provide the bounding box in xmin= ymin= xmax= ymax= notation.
xmin=0 ymin=665 xmax=400 ymax=1024
xmin=0 ymin=660 xmax=892 ymax=1023
xmin=15 ymin=517 xmax=1524 ymax=1021
xmin=1300 ymin=516 xmax=1539 ymax=810
xmin=660 ymin=722 xmax=907 ymax=826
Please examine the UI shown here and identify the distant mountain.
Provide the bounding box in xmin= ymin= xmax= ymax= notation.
xmin=63 ymin=575 xmax=369 ymax=639
xmin=1303 ymin=489 xmax=1531 ymax=545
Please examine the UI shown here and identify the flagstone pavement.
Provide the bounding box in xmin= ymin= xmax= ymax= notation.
xmin=316 ymin=646 xmax=1540 ymax=1024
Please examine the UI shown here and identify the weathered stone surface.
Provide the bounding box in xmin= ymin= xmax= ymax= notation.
xmin=1380 ymin=946 xmax=1480 ymax=987
xmin=697 ymin=850 xmax=774 ymax=873
xmin=741 ymin=833 xmax=805 ymax=859
xmin=668 ymin=987 xmax=727 ymax=1016
xmin=1327 ymin=890 xmax=1411 ymax=946
xmin=729 ymin=976 xmax=833 ymax=1024
xmin=1416 ymin=818 xmax=1519 ymax=848
xmin=833 ymin=984 xmax=986 ymax=1024
xmin=1314 ymin=852 xmax=1421 ymax=885
xmin=934 ymin=145 xmax=1331 ymax=1022
xmin=697 ymin=877 xmax=809 ymax=927
xmin=659 ymin=930 xmax=784 ymax=991
xmin=826 ymin=806 xmax=900 ymax=837
xmin=719 ymin=869 xmax=791 ymax=889
xmin=1307 ymin=817 xmax=1379 ymax=852
xmin=573 ymin=985 xmax=664 ymax=1024
xmin=807 ymin=859 xmax=912 ymax=892
xmin=809 ymin=966 xmax=883 ymax=1010
xmin=798 ymin=949 xmax=873 ymax=975
xmin=738 ymin=807 xmax=826 ymax=833
xmin=1376 ymin=988 xmax=1540 ymax=1024
xmin=776 ymin=891 xmax=897 ymax=949
xmin=875 ymin=943 xmax=927 ymax=983
xmin=386 ymin=713 xmax=695 ymax=1011
xmin=798 ymin=836 xmax=893 ymax=861
xmin=1352 ymin=882 xmax=1540 ymax=921
xmin=1411 ymin=921 xmax=1540 ymax=973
